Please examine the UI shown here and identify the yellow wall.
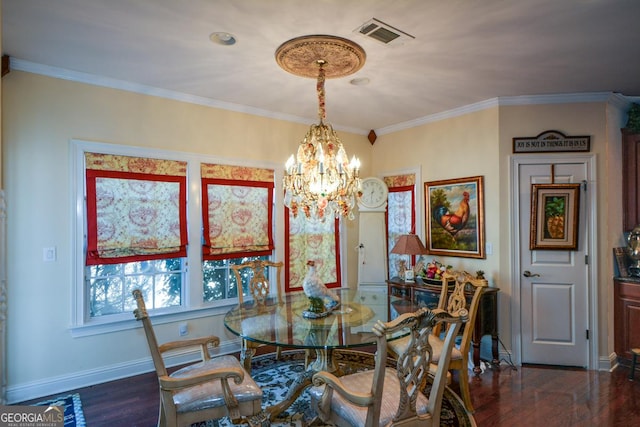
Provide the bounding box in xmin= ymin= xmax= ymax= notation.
xmin=1 ymin=71 xmax=371 ymax=399
xmin=373 ymin=108 xmax=500 ymax=276
xmin=373 ymin=101 xmax=625 ymax=366
xmin=497 ymin=102 xmax=625 ymax=363
xmin=1 ymin=69 xmax=629 ymax=401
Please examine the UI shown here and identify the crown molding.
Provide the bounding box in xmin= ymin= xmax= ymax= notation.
xmin=9 ymin=58 xmax=367 ymax=135
xmin=10 ymin=58 xmax=634 ymax=138
xmin=377 ymin=92 xmax=631 ymax=136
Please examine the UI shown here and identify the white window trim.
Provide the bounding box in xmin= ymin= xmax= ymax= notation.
xmin=70 ymin=139 xmax=283 ymax=336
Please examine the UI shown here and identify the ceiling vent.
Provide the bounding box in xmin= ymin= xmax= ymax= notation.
xmin=354 ymin=18 xmax=415 ymax=45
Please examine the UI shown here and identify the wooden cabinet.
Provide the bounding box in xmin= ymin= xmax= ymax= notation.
xmin=387 ymin=278 xmax=500 ymax=373
xmin=614 ymin=277 xmax=640 ymax=362
xmin=622 ymin=129 xmax=640 ymax=232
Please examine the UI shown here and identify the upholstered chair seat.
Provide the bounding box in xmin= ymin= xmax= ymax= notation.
xmin=170 ymin=355 xmax=263 ymax=414
xmin=309 ymin=368 xmax=431 ymax=426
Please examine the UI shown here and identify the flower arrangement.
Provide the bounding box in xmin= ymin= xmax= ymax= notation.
xmin=416 ymin=259 xmax=452 ymax=281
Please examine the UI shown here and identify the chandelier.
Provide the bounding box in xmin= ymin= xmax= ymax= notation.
xmin=276 ymin=35 xmax=366 ymax=221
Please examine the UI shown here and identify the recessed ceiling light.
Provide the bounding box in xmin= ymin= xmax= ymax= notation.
xmin=210 ymin=32 xmax=237 ymax=46
xmin=350 ymin=77 xmax=370 ymax=86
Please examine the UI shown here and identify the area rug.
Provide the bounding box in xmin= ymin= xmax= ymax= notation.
xmin=34 ymin=393 xmax=87 ymax=427
xmin=200 ymin=350 xmax=474 ymax=427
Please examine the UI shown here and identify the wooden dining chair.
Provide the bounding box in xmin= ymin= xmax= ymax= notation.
xmin=309 ymin=307 xmax=468 ymax=427
xmin=389 ymin=269 xmax=488 ymax=413
xmin=132 ymin=289 xmax=266 ymax=427
xmin=231 ymin=260 xmax=284 ymax=372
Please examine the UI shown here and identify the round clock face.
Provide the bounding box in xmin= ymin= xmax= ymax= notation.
xmin=359 ymin=177 xmax=388 ymax=208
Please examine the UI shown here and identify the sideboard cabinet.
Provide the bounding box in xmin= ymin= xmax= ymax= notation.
xmin=614 ymin=277 xmax=640 ymax=362
xmin=387 ymin=278 xmax=500 ymax=373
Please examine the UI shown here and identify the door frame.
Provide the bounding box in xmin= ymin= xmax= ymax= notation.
xmin=509 ymin=154 xmax=598 ymax=369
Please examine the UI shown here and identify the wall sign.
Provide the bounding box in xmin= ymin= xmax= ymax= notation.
xmin=513 ymin=130 xmax=590 ymax=153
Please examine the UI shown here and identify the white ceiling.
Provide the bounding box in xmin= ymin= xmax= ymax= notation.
xmin=3 ymin=0 xmax=640 ymax=135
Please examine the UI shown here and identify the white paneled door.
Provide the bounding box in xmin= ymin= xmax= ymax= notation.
xmin=517 ymin=159 xmax=591 ymax=367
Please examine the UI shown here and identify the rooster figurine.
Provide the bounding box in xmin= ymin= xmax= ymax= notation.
xmin=302 ymin=260 xmax=340 ymax=317
xmin=433 ymin=191 xmax=470 ymax=236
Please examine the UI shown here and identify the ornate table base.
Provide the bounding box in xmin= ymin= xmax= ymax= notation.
xmin=264 ymin=348 xmax=341 ymax=420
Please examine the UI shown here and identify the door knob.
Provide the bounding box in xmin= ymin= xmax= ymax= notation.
xmin=523 ymin=270 xmax=541 ymax=278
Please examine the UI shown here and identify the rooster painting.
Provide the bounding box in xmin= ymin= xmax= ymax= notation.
xmin=432 ymin=191 xmax=470 ymax=236
xmin=427 ymin=178 xmax=482 ymax=255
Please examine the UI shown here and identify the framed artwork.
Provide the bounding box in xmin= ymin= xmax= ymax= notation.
xmin=530 ymin=183 xmax=580 ymax=250
xmin=424 ymin=176 xmax=485 ymax=259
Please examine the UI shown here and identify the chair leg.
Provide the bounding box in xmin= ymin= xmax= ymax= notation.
xmin=629 ymin=348 xmax=640 ymax=381
xmin=157 ymin=398 xmax=167 ymax=427
xmin=458 ymin=367 xmax=475 ymax=413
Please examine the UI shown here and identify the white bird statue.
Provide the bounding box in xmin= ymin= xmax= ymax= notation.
xmin=302 ymin=260 xmax=340 ymax=313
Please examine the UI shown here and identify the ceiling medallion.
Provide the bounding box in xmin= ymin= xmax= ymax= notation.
xmin=275 ymin=35 xmax=366 ymax=79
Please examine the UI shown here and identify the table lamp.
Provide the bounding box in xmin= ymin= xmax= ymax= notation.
xmin=390 ymin=234 xmax=428 ymax=282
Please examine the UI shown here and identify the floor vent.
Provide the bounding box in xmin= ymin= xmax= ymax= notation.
xmin=354 ymin=18 xmax=415 ymax=46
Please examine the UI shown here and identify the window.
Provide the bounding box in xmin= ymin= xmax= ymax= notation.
xmin=72 ymin=141 xmax=279 ymax=333
xmin=200 ymin=163 xmax=275 ymax=300
xmin=384 ymin=174 xmax=417 ymax=279
xmin=82 ymin=151 xmax=189 ymax=322
xmin=284 ymin=209 xmax=341 ymax=292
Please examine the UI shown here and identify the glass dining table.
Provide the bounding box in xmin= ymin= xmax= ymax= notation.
xmin=223 ymin=287 xmax=410 ymax=419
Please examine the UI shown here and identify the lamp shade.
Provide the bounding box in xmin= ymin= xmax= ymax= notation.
xmin=390 ymin=234 xmax=428 ymax=255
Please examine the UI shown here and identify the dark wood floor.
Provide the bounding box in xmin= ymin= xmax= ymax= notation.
xmin=19 ymin=353 xmax=640 ymax=426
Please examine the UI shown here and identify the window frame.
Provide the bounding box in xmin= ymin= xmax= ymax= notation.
xmin=71 ymin=139 xmax=283 ymax=337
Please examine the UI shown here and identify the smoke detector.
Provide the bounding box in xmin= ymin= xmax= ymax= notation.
xmin=354 ymin=18 xmax=415 ymax=45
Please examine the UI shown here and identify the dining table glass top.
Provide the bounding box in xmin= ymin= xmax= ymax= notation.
xmin=224 ymin=288 xmax=407 ymax=350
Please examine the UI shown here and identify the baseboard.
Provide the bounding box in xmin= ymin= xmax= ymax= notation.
xmin=603 ymin=352 xmax=619 ymax=372
xmin=7 ymin=340 xmax=241 ymax=404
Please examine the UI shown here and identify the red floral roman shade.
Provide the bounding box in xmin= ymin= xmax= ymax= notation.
xmin=85 ymin=152 xmax=188 ymax=265
xmin=285 ymin=210 xmax=341 ymax=292
xmin=384 ymin=174 xmax=416 ymax=278
xmin=201 ymin=163 xmax=274 ymax=260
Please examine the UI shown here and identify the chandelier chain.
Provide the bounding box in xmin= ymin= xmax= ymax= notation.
xmin=317 ymin=61 xmax=326 ymax=123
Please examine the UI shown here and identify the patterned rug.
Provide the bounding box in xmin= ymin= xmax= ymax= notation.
xmin=34 ymin=393 xmax=87 ymax=427
xmin=200 ymin=350 xmax=475 ymax=427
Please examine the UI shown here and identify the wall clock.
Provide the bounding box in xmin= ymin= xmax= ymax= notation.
xmin=358 ymin=177 xmax=389 ymax=210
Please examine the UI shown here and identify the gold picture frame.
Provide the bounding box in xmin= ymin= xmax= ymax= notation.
xmin=530 ymin=183 xmax=580 ymax=250
xmin=424 ymin=176 xmax=485 ymax=259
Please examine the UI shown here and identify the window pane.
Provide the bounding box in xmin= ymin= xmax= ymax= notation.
xmin=202 ymin=255 xmax=269 ymax=302
xmin=388 ymin=189 xmax=414 ymax=279
xmin=89 ymin=277 xmax=123 ymax=317
xmin=87 ymin=258 xmax=185 ymax=317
